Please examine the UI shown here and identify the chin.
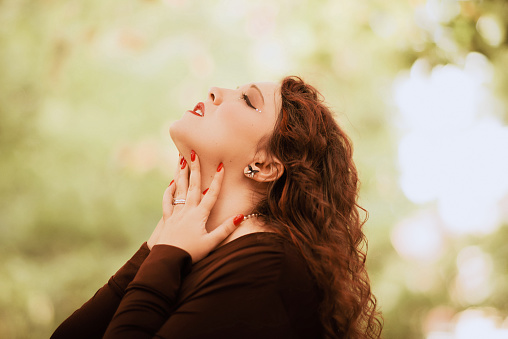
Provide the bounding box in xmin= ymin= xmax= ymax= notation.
xmin=168 ymin=120 xmax=178 ymax=142
xmin=168 ymin=119 xmax=224 ymax=163
xmin=169 ymin=120 xmax=198 ymax=159
xmin=169 ymin=121 xmax=186 ymax=153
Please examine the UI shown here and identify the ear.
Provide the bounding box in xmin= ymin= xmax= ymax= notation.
xmin=244 ymin=152 xmax=284 ymax=183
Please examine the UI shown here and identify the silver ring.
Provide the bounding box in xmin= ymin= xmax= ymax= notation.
xmin=172 ymin=199 xmax=186 ymax=205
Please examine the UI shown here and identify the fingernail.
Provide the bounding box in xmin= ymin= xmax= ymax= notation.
xmin=180 ymin=157 xmax=185 ymax=165
xmin=233 ymin=214 xmax=244 ymax=226
xmin=181 ymin=159 xmax=187 ymax=169
xmin=168 ymin=179 xmax=174 ymax=187
xmin=202 ymin=188 xmax=209 ymax=195
xmin=191 ymin=150 xmax=196 ymax=162
xmin=217 ymin=162 xmax=223 ymax=172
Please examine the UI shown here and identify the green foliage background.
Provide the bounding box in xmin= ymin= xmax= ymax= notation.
xmin=1 ymin=0 xmax=507 ymax=338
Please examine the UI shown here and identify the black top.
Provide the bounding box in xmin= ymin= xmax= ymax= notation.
xmin=52 ymin=232 xmax=323 ymax=338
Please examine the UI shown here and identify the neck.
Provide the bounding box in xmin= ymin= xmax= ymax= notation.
xmin=196 ymin=159 xmax=268 ymax=242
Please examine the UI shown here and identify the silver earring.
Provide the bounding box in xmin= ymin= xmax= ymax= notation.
xmin=245 ymin=164 xmax=259 ymax=178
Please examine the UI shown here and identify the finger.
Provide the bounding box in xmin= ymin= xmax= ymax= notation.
xmin=164 ymin=155 xmax=182 ymax=214
xmin=174 ymin=156 xmax=189 ymax=207
xmin=200 ymin=162 xmax=224 ymax=211
xmin=162 ymin=179 xmax=177 ymax=218
xmin=172 ymin=155 xmax=182 ymax=187
xmin=186 ymin=150 xmax=201 ymax=206
xmin=207 ymin=214 xmax=241 ymax=246
xmin=175 ymin=154 xmax=183 ymax=177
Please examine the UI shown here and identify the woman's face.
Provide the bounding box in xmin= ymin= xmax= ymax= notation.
xmin=170 ymin=82 xmax=281 ymax=168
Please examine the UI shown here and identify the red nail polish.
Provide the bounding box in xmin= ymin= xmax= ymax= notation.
xmin=168 ymin=179 xmax=174 ymax=187
xmin=180 ymin=157 xmax=185 ymax=165
xmin=191 ymin=150 xmax=196 ymax=162
xmin=202 ymin=188 xmax=209 ymax=195
xmin=181 ymin=159 xmax=187 ymax=169
xmin=233 ymin=214 xmax=244 ymax=226
xmin=217 ymin=162 xmax=223 ymax=172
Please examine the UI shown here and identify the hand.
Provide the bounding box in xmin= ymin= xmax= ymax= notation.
xmin=147 ymin=216 xmax=164 ymax=250
xmin=147 ymin=156 xmax=181 ymax=250
xmin=153 ymin=151 xmax=242 ymax=262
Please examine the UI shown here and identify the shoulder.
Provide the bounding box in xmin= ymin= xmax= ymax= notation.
xmin=206 ymin=232 xmax=317 ymax=288
xmin=208 ymin=232 xmax=306 ymax=275
xmin=180 ymin=232 xmax=323 ymax=337
xmin=188 ymin=232 xmax=317 ymax=288
xmin=192 ymin=232 xmax=289 ymax=284
xmin=218 ymin=232 xmax=323 ymax=333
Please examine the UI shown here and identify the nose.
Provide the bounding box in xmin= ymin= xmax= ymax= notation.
xmin=208 ymin=87 xmax=223 ymax=105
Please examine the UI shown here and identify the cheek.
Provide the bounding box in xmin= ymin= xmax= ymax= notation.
xmin=220 ymin=111 xmax=267 ymax=146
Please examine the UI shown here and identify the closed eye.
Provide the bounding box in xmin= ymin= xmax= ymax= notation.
xmin=241 ymin=93 xmax=257 ymax=110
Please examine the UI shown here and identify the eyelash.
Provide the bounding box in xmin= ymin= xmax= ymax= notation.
xmin=241 ymin=93 xmax=256 ymax=110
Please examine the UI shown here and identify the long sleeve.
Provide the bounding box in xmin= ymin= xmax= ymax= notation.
xmin=103 ymin=244 xmax=192 ymax=339
xmin=51 ymin=242 xmax=150 ymax=339
xmin=55 ymin=233 xmax=323 ymax=339
xmin=103 ymin=234 xmax=322 ymax=339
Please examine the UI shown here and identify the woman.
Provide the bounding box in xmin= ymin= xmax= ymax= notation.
xmin=52 ymin=76 xmax=382 ymax=338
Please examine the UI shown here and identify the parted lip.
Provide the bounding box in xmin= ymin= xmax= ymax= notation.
xmin=188 ymin=102 xmax=205 ymax=117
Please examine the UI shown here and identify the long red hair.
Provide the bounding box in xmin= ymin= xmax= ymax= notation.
xmin=254 ymin=76 xmax=382 ymax=338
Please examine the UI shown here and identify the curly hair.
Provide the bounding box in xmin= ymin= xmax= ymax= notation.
xmin=253 ymin=76 xmax=383 ymax=338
